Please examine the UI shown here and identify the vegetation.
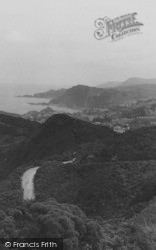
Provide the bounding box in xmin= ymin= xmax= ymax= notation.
xmin=34 ymin=160 xmax=156 ymax=219
xmin=50 ymin=83 xmax=156 ymax=109
xmin=1 ymin=113 xmax=156 ymax=248
xmin=1 ymin=197 xmax=156 ymax=249
xmin=0 ymin=199 xmax=106 ymax=250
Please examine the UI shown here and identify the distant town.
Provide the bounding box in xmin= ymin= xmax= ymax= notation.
xmin=22 ymin=97 xmax=156 ymax=133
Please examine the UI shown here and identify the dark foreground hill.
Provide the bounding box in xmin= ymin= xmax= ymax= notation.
xmin=8 ymin=114 xmax=116 ymax=167
xmin=3 ymin=113 xmax=156 ymax=179
xmin=114 ymin=126 xmax=156 ymax=161
xmin=35 ymin=160 xmax=156 ymax=218
xmin=0 ymin=114 xmax=40 ymax=161
xmin=0 ymin=113 xmax=40 ymax=136
xmin=1 ymin=160 xmax=156 ymax=249
xmin=1 ymin=113 xmax=156 ymax=249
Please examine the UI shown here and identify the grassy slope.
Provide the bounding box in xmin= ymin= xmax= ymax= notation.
xmin=34 ymin=160 xmax=156 ymax=219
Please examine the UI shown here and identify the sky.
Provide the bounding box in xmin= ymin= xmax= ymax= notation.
xmin=0 ymin=0 xmax=155 ymax=94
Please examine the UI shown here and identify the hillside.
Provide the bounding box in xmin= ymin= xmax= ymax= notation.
xmin=0 ymin=114 xmax=40 ymax=178
xmin=87 ymin=88 xmax=132 ymax=108
xmin=33 ymin=88 xmax=66 ymax=99
xmin=122 ymin=77 xmax=156 ymax=86
xmin=117 ymin=83 xmax=156 ymax=99
xmin=98 ymin=78 xmax=156 ymax=89
xmin=87 ymin=84 xmax=156 ymax=108
xmin=1 ymin=113 xmax=156 ymax=248
xmin=4 ymin=113 xmax=156 ymax=173
xmin=0 ymin=114 xmax=40 ymax=152
xmin=19 ymin=88 xmax=66 ymax=99
xmin=97 ymin=81 xmax=121 ymax=88
xmin=50 ymin=85 xmax=104 ymax=108
xmin=8 ymin=114 xmax=116 ymax=167
xmin=1 ymin=159 xmax=156 ymax=249
xmin=35 ymin=160 xmax=156 ymax=218
xmin=18 ymin=78 xmax=156 ymax=109
xmin=115 ymin=126 xmax=156 ymax=161
xmin=2 ymin=158 xmax=156 ymax=219
xmin=48 ymin=83 xmax=156 ymax=109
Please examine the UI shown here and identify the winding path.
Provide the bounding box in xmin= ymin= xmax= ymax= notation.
xmin=21 ymin=167 xmax=40 ymax=200
xmin=21 ymin=158 xmax=76 ymax=201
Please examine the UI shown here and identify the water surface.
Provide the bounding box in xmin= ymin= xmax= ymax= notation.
xmin=0 ymin=96 xmax=78 ymax=115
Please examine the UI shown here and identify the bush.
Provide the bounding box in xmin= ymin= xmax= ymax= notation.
xmin=0 ymin=199 xmax=106 ymax=250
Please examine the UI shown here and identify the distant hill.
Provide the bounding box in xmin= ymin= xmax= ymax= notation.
xmin=0 ymin=110 xmax=20 ymax=117
xmin=122 ymin=77 xmax=156 ymax=86
xmin=19 ymin=78 xmax=156 ymax=109
xmin=87 ymin=88 xmax=132 ymax=108
xmin=88 ymin=84 xmax=156 ymax=108
xmin=117 ymin=83 xmax=156 ymax=99
xmin=98 ymin=78 xmax=156 ymax=88
xmin=50 ymin=85 xmax=104 ymax=108
xmin=33 ymin=88 xmax=66 ymax=99
xmin=19 ymin=88 xmax=66 ymax=99
xmin=97 ymin=81 xmax=121 ymax=88
xmin=42 ymin=80 xmax=156 ymax=108
xmin=50 ymin=83 xmax=156 ymax=108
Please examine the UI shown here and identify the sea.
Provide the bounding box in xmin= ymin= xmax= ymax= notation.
xmin=0 ymin=95 xmax=78 ymax=115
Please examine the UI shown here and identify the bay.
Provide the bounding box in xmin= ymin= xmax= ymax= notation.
xmin=0 ymin=96 xmax=78 ymax=115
